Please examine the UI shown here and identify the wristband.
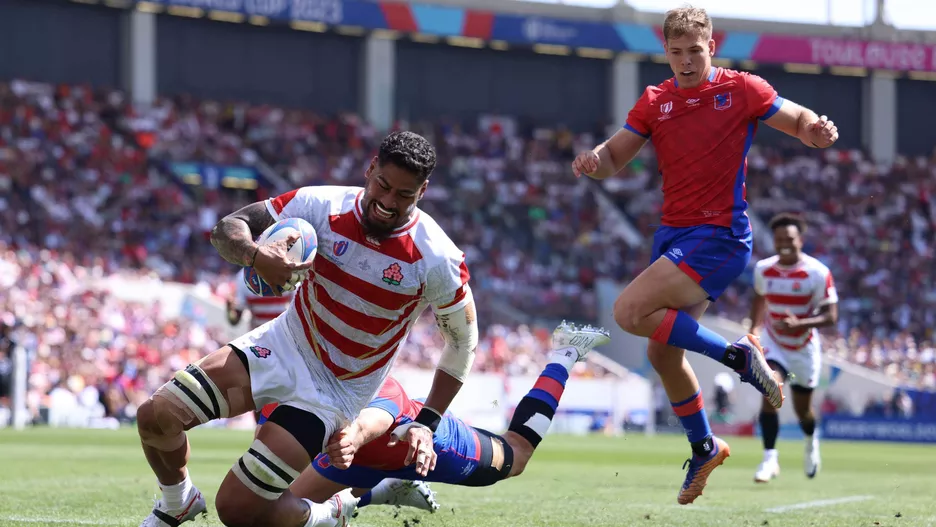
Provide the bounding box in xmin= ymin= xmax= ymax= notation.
xmin=415 ymin=407 xmax=442 ymax=433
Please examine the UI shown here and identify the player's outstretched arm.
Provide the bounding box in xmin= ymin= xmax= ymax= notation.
xmin=210 ymin=202 xmax=277 ymax=267
xmin=573 ymin=127 xmax=648 ymax=180
xmin=762 ymin=99 xmax=838 ymax=149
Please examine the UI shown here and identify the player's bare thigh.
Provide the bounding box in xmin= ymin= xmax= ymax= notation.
xmin=138 ymin=346 xmax=255 ymax=442
xmin=614 ymin=257 xmax=710 ymax=333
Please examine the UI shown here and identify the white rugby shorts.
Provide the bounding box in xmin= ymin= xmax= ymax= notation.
xmin=229 ymin=315 xmax=352 ymax=448
xmin=759 ymin=332 xmax=822 ymax=389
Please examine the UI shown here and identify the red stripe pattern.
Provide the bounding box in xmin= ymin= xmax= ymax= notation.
xmin=379 ymin=2 xmax=418 ymax=32
xmin=672 ymin=392 xmax=705 ymax=417
xmin=650 ymin=309 xmax=678 ymax=343
xmin=532 ymin=376 xmax=565 ymax=402
xmin=754 ymin=255 xmax=837 ymax=350
xmin=271 ymin=186 xmax=471 ymax=383
xmin=462 ymin=11 xmax=494 ymax=39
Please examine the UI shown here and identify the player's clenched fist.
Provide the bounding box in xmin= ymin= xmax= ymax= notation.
xmin=324 ymin=426 xmax=361 ymax=470
xmin=253 ymin=233 xmax=313 ymax=295
xmin=808 ymin=115 xmax=838 ymax=148
xmin=572 ymin=150 xmax=600 ymax=178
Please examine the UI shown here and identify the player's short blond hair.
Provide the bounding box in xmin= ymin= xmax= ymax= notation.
xmin=663 ymin=5 xmax=713 ymax=42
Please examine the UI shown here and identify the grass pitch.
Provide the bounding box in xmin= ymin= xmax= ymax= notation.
xmin=0 ymin=427 xmax=933 ymax=527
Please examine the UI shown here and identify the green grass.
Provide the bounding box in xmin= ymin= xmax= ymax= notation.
xmin=0 ymin=427 xmax=933 ymax=527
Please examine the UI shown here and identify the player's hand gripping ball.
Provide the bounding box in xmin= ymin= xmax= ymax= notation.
xmin=244 ymin=218 xmax=317 ymax=297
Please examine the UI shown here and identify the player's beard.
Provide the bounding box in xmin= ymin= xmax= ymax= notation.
xmin=361 ymin=197 xmax=411 ymax=240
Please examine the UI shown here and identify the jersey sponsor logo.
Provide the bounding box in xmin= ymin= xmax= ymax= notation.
xmin=667 ymin=248 xmax=683 ymax=260
xmin=687 ymin=98 xmax=700 ymax=105
xmin=381 ymin=263 xmax=404 ymax=286
xmin=250 ymin=346 xmax=272 ymax=359
xmin=714 ymin=93 xmax=732 ymax=110
xmin=333 ymin=240 xmax=349 ymax=257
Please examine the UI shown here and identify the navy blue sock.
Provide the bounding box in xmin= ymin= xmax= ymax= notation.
xmin=652 ymin=309 xmax=731 ymax=362
xmin=358 ymin=491 xmax=372 ymax=507
xmin=672 ymin=390 xmax=715 ymax=457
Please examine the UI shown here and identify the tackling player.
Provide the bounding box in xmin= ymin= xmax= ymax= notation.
xmin=572 ymin=6 xmax=839 ymax=504
xmin=283 ymin=321 xmax=611 ymax=526
xmin=749 ymin=213 xmax=838 ymax=483
xmin=135 ymin=131 xmax=479 ymax=527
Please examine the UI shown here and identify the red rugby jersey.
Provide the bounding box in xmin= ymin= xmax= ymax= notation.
xmin=625 ymin=67 xmax=783 ymax=235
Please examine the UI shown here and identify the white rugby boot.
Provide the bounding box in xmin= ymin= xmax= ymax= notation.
xmin=754 ymin=450 xmax=780 ymax=483
xmin=804 ymin=434 xmax=821 ymax=479
xmin=372 ymin=479 xmax=439 ymax=512
xmin=552 ymin=320 xmax=611 ymax=361
xmin=140 ymin=489 xmax=207 ymax=527
xmin=732 ymin=334 xmax=785 ymax=409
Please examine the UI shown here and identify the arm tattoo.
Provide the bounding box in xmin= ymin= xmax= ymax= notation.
xmin=210 ymin=202 xmax=276 ymax=266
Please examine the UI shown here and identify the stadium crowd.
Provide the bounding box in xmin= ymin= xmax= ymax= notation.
xmin=1 ymin=78 xmax=935 ymax=427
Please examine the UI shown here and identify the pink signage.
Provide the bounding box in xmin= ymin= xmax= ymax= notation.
xmin=752 ymin=36 xmax=936 ymax=72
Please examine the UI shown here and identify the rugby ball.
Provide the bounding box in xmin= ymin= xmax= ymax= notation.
xmin=244 ymin=218 xmax=318 ymax=297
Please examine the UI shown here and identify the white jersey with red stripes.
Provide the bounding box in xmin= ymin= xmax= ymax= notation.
xmin=233 ymin=268 xmax=293 ymax=330
xmin=752 ymin=253 xmax=838 ymax=351
xmin=265 ymin=185 xmax=471 ymax=387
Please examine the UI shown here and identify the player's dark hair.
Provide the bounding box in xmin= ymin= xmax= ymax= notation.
xmin=663 ymin=5 xmax=713 ymax=41
xmin=768 ymin=212 xmax=806 ymax=235
xmin=377 ymin=131 xmax=437 ymax=182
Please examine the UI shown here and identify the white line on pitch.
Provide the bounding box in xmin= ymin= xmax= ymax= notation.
xmin=0 ymin=517 xmax=116 ymax=525
xmin=765 ymin=495 xmax=874 ymax=513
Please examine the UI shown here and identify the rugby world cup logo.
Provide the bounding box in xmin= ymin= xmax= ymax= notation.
xmin=333 ymin=240 xmax=349 ymax=257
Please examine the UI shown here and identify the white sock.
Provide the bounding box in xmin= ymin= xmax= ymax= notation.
xmin=764 ymin=449 xmax=778 ymax=462
xmin=548 ymin=347 xmax=578 ymax=371
xmin=366 ymin=478 xmax=399 ymax=505
xmin=302 ymin=498 xmax=336 ymax=527
xmin=160 ymin=472 xmax=194 ymax=511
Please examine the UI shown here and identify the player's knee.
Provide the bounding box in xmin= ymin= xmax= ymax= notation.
xmin=504 ymin=434 xmax=533 ymax=479
xmin=612 ymin=296 xmax=642 ymax=334
xmin=215 ymin=492 xmax=258 ymax=527
xmin=137 ymin=396 xmax=182 ymax=443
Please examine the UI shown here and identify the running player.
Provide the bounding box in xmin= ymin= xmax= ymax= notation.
xmin=136 ymin=131 xmax=478 ymax=527
xmin=283 ymin=321 xmax=611 ymax=526
xmin=227 ymin=268 xmax=294 ymax=428
xmin=750 ymin=213 xmax=837 ymax=482
xmin=571 ymin=6 xmax=839 ymax=504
